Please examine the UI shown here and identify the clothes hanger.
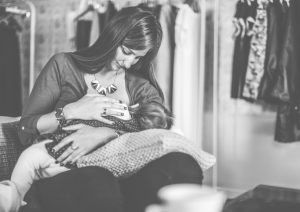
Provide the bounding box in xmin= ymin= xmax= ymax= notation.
xmin=238 ymin=17 xmax=246 ymax=38
xmin=232 ymin=18 xmax=241 ymax=38
xmin=93 ymin=0 xmax=109 ymax=14
xmin=146 ymin=0 xmax=157 ymax=8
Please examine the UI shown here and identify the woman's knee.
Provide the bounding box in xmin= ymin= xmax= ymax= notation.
xmin=64 ymin=167 xmax=122 ymax=199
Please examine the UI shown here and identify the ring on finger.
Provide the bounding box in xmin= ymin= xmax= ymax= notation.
xmin=71 ymin=142 xmax=79 ymax=150
xmin=101 ymin=108 xmax=107 ymax=116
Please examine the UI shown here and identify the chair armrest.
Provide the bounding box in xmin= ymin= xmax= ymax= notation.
xmin=0 ymin=121 xmax=24 ymax=180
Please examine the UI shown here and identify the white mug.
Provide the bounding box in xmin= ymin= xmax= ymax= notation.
xmin=145 ymin=184 xmax=226 ymax=212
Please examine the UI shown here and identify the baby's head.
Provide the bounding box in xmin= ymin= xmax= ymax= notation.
xmin=131 ymin=102 xmax=173 ymax=129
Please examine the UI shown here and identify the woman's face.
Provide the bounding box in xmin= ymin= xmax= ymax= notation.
xmin=111 ymin=45 xmax=150 ymax=70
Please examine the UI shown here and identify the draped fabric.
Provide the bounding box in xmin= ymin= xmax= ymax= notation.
xmin=231 ymin=1 xmax=257 ymax=99
xmin=274 ymin=0 xmax=300 ymax=142
xmin=153 ymin=5 xmax=178 ymax=111
xmin=258 ymin=0 xmax=287 ymax=103
xmin=89 ymin=1 xmax=117 ymax=47
xmin=75 ymin=20 xmax=92 ymax=50
xmin=242 ymin=2 xmax=268 ymax=101
xmin=172 ymin=4 xmax=201 ymax=145
xmin=0 ymin=22 xmax=22 ymax=117
xmin=98 ymin=1 xmax=117 ymax=33
xmin=75 ymin=0 xmax=117 ymax=50
xmin=137 ymin=4 xmax=177 ymax=112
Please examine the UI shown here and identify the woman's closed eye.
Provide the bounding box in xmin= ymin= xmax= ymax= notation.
xmin=120 ymin=45 xmax=146 ymax=62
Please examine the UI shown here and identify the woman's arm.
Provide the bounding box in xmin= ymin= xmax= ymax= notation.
xmin=19 ymin=53 xmax=126 ymax=146
xmin=36 ymin=111 xmax=59 ymax=134
xmin=18 ymin=54 xmax=63 ymax=146
xmin=36 ymin=94 xmax=124 ymax=135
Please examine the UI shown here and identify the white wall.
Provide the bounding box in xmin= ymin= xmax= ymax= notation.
xmin=218 ymin=112 xmax=300 ymax=193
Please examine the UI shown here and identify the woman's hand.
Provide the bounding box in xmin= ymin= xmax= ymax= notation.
xmin=63 ymin=94 xmax=128 ymax=124
xmin=53 ymin=124 xmax=116 ymax=165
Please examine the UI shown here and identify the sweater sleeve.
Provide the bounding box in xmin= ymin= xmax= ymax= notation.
xmin=131 ymin=76 xmax=163 ymax=107
xmin=18 ymin=53 xmax=65 ymax=146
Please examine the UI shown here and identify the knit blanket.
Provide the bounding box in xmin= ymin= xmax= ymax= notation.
xmin=76 ymin=129 xmax=216 ymax=179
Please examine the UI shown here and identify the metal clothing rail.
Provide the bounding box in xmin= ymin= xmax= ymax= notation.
xmin=212 ymin=0 xmax=219 ymax=189
xmin=0 ymin=5 xmax=30 ymax=17
xmin=23 ymin=1 xmax=36 ymax=93
xmin=197 ymin=0 xmax=206 ymax=159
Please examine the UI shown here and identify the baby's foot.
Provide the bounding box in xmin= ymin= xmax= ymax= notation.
xmin=0 ymin=180 xmax=23 ymax=212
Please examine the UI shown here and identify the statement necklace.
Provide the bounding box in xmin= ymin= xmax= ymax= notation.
xmin=91 ymin=70 xmax=118 ymax=96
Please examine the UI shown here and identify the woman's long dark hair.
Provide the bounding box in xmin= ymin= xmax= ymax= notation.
xmin=70 ymin=6 xmax=164 ymax=101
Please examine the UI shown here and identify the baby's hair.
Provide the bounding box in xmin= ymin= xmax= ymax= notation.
xmin=131 ymin=102 xmax=173 ymax=129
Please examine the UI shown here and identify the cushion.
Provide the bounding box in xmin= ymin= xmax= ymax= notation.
xmin=77 ymin=129 xmax=216 ymax=179
xmin=0 ymin=121 xmax=23 ymax=181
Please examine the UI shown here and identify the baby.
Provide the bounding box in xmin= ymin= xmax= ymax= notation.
xmin=0 ymin=101 xmax=173 ymax=212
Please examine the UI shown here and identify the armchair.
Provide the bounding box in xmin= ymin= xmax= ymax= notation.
xmin=0 ymin=116 xmax=41 ymax=212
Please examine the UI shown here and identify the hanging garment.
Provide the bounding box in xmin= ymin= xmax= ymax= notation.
xmin=74 ymin=0 xmax=94 ymax=50
xmin=270 ymin=1 xmax=299 ymax=103
xmin=258 ymin=0 xmax=287 ymax=103
xmin=231 ymin=1 xmax=257 ymax=99
xmin=66 ymin=11 xmax=78 ymax=50
xmin=98 ymin=0 xmax=117 ymax=33
xmin=275 ymin=102 xmax=300 ymax=143
xmin=89 ymin=0 xmax=117 ymax=46
xmin=153 ymin=5 xmax=178 ymax=111
xmin=75 ymin=20 xmax=92 ymax=50
xmin=88 ymin=12 xmax=100 ymax=47
xmin=242 ymin=1 xmax=268 ymax=101
xmin=275 ymin=0 xmax=300 ymax=142
xmin=0 ymin=22 xmax=22 ymax=116
xmin=172 ymin=4 xmax=201 ymax=145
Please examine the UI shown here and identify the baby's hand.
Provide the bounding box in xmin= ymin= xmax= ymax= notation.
xmin=128 ymin=103 xmax=140 ymax=113
xmin=104 ymin=103 xmax=131 ymax=120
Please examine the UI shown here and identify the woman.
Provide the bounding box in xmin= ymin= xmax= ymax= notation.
xmin=18 ymin=6 xmax=203 ymax=212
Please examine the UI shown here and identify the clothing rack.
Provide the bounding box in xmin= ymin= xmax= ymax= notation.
xmin=0 ymin=5 xmax=30 ymax=18
xmin=0 ymin=2 xmax=36 ymax=93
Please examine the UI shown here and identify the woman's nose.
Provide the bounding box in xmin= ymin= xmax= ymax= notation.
xmin=124 ymin=61 xmax=131 ymax=69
